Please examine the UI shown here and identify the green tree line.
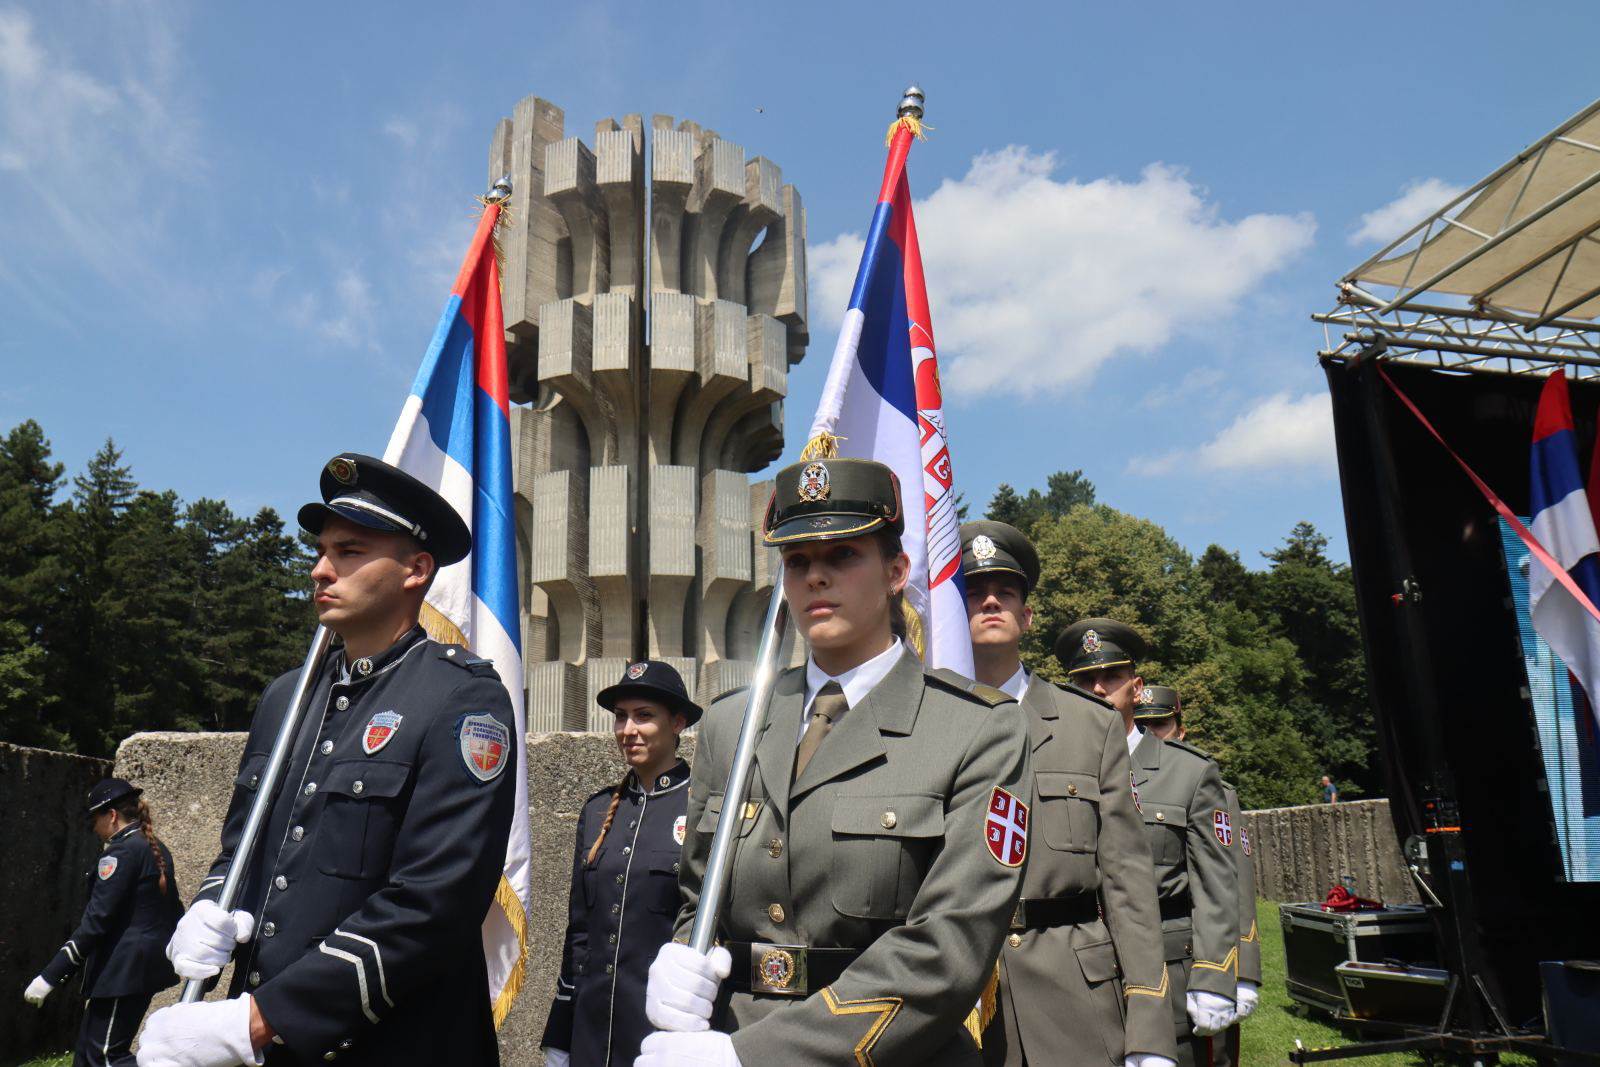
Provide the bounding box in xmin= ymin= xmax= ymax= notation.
xmin=0 ymin=421 xmax=314 ymax=757
xmin=990 ymin=472 xmax=1373 ymax=809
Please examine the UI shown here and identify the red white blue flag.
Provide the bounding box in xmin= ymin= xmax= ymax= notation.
xmin=382 ymin=201 xmax=529 ymax=1023
xmin=805 ymin=122 xmax=973 ymax=674
xmin=1528 ymin=369 xmax=1600 ymax=725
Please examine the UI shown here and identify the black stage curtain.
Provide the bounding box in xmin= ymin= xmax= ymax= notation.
xmin=1324 ymin=357 xmax=1600 ymax=1029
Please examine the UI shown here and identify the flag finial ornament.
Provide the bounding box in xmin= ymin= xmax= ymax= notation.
xmin=887 ymin=84 xmax=931 ymax=145
xmin=484 ymin=174 xmax=513 ymax=204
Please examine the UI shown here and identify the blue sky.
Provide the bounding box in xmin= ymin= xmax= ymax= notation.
xmin=3 ymin=1 xmax=1597 ymax=566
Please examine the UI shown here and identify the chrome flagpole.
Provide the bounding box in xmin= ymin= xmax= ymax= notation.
xmin=687 ymin=587 xmax=788 ymax=954
xmin=179 ymin=624 xmax=335 ymax=1002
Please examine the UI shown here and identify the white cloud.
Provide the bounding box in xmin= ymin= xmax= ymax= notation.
xmin=810 ymin=147 xmax=1315 ymax=399
xmin=1129 ymin=391 xmax=1335 ymax=476
xmin=1349 ymin=177 xmax=1466 ymax=247
xmin=382 ymin=117 xmax=419 ymax=148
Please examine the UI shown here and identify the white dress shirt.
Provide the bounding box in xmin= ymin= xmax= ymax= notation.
xmin=800 ymin=639 xmax=904 ymax=741
xmin=997 ymin=663 xmax=1029 ymax=701
xmin=1127 ymin=722 xmax=1144 ymax=758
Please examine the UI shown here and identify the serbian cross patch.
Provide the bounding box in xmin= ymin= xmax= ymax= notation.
xmin=1213 ymin=809 xmax=1234 ymax=847
xmin=986 ymin=787 xmax=1029 ymax=867
xmin=457 ymin=713 xmax=511 ymax=783
xmin=97 ymin=855 xmax=118 ymax=880
xmin=1242 ymin=828 xmax=1252 ymax=856
xmin=673 ymin=815 xmax=687 ymax=846
xmin=362 ymin=711 xmax=403 ymax=755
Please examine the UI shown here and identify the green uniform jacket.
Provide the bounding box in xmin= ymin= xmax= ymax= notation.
xmin=675 ymin=649 xmax=1032 ymax=1066
xmin=1221 ymin=783 xmax=1260 ymax=985
xmin=986 ymin=678 xmax=1177 ymax=1067
xmin=1132 ymin=731 xmax=1239 ymax=1067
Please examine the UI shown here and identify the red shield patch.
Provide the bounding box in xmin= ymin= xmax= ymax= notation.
xmin=985 ymin=787 xmax=1029 ymax=867
xmin=458 ymin=713 xmax=510 ymax=783
xmin=97 ymin=855 xmax=118 ymax=880
xmin=362 ymin=711 xmax=403 ymax=756
xmin=1213 ymin=809 xmax=1234 ymax=847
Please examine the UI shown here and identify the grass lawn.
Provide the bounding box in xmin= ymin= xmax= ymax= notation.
xmin=14 ymin=1056 xmax=71 ymax=1067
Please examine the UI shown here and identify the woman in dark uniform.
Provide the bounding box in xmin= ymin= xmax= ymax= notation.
xmin=23 ymin=777 xmax=181 ymax=1067
xmin=540 ymin=660 xmax=701 ymax=1067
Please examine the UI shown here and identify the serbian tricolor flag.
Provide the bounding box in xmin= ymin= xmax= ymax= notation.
xmin=383 ymin=199 xmax=529 ymax=1024
xmin=805 ymin=118 xmax=973 ymax=674
xmin=1529 ymin=369 xmax=1600 ymax=728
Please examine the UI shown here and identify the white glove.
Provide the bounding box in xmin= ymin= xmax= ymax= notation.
xmin=1186 ymin=989 xmax=1235 ymax=1036
xmin=635 ymin=1030 xmax=740 ymax=1067
xmin=543 ymin=1049 xmax=571 ymax=1067
xmin=23 ymin=975 xmax=53 ymax=1006
xmin=644 ymin=943 xmax=732 ymax=1032
xmin=1234 ymin=980 xmax=1259 ymax=1019
xmin=167 ymin=900 xmax=255 ymax=980
xmin=136 ymin=995 xmax=263 ymax=1067
xmin=1125 ymin=1055 xmax=1178 ymax=1067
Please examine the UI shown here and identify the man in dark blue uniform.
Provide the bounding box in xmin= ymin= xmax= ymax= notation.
xmin=137 ymin=454 xmax=518 ymax=1067
xmin=25 ymin=777 xmax=181 ymax=1066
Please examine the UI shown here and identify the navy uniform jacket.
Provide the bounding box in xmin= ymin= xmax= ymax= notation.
xmin=196 ymin=627 xmax=518 ymax=1066
xmin=41 ymin=823 xmax=181 ymax=998
xmin=542 ymin=759 xmax=690 ymax=1066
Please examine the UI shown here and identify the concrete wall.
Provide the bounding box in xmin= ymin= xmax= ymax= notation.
xmin=0 ymin=742 xmax=114 ymax=1066
xmin=1243 ymin=798 xmax=1417 ymax=904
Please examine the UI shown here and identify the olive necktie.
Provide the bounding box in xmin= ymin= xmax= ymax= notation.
xmin=795 ymin=681 xmax=848 ymax=778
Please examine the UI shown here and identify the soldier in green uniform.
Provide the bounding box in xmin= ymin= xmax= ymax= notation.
xmin=1120 ymin=682 xmax=1240 ymax=1067
xmin=1140 ymin=693 xmax=1259 ymax=1065
xmin=639 ymin=458 xmax=1033 ymax=1067
xmin=960 ymin=522 xmax=1176 ymax=1067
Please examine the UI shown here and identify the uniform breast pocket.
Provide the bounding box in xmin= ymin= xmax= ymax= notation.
xmin=645 ymin=850 xmax=684 ymax=915
xmin=1035 ymin=771 xmax=1101 ymax=853
xmin=234 ymin=753 xmax=268 ymax=795
xmin=1142 ymin=803 xmax=1188 ymax=866
xmin=696 ymin=793 xmax=760 ymax=839
xmin=829 ymin=793 xmax=944 ymax=920
xmin=315 ymin=759 xmax=412 ymax=879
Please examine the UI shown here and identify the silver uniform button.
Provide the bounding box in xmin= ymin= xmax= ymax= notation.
xmin=263 ymin=922 xmax=276 ymax=938
xmin=621 ymin=845 xmax=630 ymax=855
xmin=291 ymin=826 xmax=304 ymax=841
xmin=353 ymin=781 xmax=364 ymax=795
xmin=446 ymin=648 xmax=456 ymax=657
xmin=248 ymin=971 xmax=261 ymax=986
xmin=321 ymin=740 xmax=334 ymax=755
xmin=248 ymin=774 xmax=260 ymax=788
xmin=275 ymin=875 xmax=288 ymax=891
xmin=336 ymin=696 xmax=349 ymax=711
xmin=304 ymin=782 xmax=317 ymax=797
xmin=324 ymin=1053 xmax=337 ymax=1062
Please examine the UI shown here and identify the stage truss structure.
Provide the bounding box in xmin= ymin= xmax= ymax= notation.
xmin=1318 ymin=97 xmax=1600 ymax=378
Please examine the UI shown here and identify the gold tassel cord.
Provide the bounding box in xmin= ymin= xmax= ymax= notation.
xmin=901 ymin=601 xmax=925 ymax=660
xmin=884 ymin=114 xmax=933 ymax=147
xmin=962 ymin=962 xmax=1001 ymax=1047
xmin=491 ymin=876 xmax=529 ymax=1027
xmin=472 ymin=194 xmax=512 ymax=294
xmin=799 ymin=431 xmax=844 ymax=460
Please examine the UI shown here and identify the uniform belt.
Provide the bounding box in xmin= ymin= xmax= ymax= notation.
xmin=727 ymin=942 xmax=861 ymax=997
xmin=1009 ymin=893 xmax=1101 ymax=931
xmin=1159 ymin=894 xmax=1192 ymax=921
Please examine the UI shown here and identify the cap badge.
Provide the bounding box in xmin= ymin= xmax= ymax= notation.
xmin=1082 ymin=629 xmax=1101 ymax=654
xmin=798 ymin=462 xmax=831 ymax=502
xmin=327 ymin=457 xmax=357 ymax=486
xmin=626 ymin=662 xmax=648 ymax=681
xmin=972 ymin=535 xmax=997 ymax=562
xmin=362 ymin=711 xmax=403 ymax=756
xmin=354 ymin=657 xmax=373 ymax=676
xmin=1138 ymin=688 xmax=1154 ymax=706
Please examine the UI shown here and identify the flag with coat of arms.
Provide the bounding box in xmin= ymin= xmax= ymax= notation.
xmin=382 ymin=193 xmax=530 ymax=1024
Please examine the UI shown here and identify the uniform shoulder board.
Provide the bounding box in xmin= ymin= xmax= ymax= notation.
xmin=710 ymin=685 xmax=751 ymax=706
xmin=1163 ymin=737 xmax=1217 ymax=763
xmin=1053 ymin=680 xmax=1115 ymax=711
xmin=440 ymin=645 xmax=496 ymax=671
xmin=926 ymin=668 xmax=1016 ymax=707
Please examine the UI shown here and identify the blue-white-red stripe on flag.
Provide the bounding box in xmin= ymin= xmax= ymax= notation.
xmin=382 ymin=202 xmax=529 ymax=1024
xmin=807 ymin=125 xmax=973 ymax=674
xmin=1529 ymin=369 xmax=1600 ymax=726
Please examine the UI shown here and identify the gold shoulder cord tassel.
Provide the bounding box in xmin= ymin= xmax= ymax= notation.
xmin=963 ymin=963 xmax=1001 ymax=1047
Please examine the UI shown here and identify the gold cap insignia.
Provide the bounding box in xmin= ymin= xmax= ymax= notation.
xmin=798 ymin=462 xmax=831 ymax=502
xmin=972 ymin=534 xmax=997 ymax=562
xmin=327 ymin=457 xmax=357 ymax=486
xmin=1082 ymin=629 xmax=1101 ymax=654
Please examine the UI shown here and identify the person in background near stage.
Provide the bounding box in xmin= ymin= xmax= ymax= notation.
xmin=958 ymin=521 xmax=1176 ymax=1067
xmin=541 ymin=660 xmax=701 ymax=1067
xmin=24 ymin=777 xmax=182 ymax=1067
xmin=1139 ymin=689 xmax=1259 ymax=1066
xmin=137 ymin=454 xmax=517 ymax=1067
xmin=1058 ymin=624 xmax=1238 ymax=1067
xmin=638 ymin=458 xmax=1032 ymax=1067
xmin=1320 ymin=776 xmax=1338 ymax=804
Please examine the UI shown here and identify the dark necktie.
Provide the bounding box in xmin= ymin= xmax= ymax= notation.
xmin=795 ymin=681 xmax=848 ymax=778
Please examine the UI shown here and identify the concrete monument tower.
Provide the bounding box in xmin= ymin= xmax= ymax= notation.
xmin=486 ymin=95 xmax=808 ymax=731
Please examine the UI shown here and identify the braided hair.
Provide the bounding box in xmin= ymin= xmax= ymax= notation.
xmin=584 ymin=776 xmax=632 ymax=867
xmin=112 ymin=795 xmax=169 ymax=895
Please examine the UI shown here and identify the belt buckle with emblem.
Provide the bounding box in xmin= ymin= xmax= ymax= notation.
xmin=751 ymin=942 xmax=808 ymax=996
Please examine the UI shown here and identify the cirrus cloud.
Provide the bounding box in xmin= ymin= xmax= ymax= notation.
xmin=1129 ymin=390 xmax=1335 ymax=476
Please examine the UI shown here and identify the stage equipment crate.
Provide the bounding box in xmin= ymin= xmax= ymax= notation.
xmin=1335 ymin=960 xmax=1451 ymax=1025
xmin=1279 ymin=902 xmax=1438 ymax=1015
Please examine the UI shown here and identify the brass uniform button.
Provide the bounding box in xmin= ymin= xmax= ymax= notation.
xmin=1155 ymin=811 xmax=1166 ymax=822
xmin=1008 ymin=933 xmax=1023 ymax=948
xmin=880 ymin=811 xmax=897 ymax=829
xmin=1067 ymin=783 xmax=1078 ymax=796
xmin=768 ymin=839 xmax=784 ymax=858
xmin=767 ymin=903 xmax=785 ymax=924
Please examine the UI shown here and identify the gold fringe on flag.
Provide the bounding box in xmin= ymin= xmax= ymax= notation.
xmin=799 ymin=432 xmax=844 ymax=460
xmin=902 ymin=601 xmax=925 ymax=659
xmin=884 ymin=114 xmax=933 ymax=146
xmin=472 ymin=193 xmax=512 ymax=294
xmin=419 ymin=601 xmax=468 ymax=647
xmin=963 ymin=962 xmax=1001 ymax=1047
xmin=491 ymin=875 xmax=529 ymax=1027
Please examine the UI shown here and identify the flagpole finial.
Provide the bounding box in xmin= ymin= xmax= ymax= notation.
xmin=485 ymin=174 xmax=513 ymax=203
xmin=897 ymin=85 xmax=925 ymax=120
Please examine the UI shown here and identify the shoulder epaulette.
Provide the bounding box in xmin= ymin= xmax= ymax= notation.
xmin=440 ymin=645 xmax=495 ymax=671
xmin=1163 ymin=737 xmax=1218 ymax=763
xmin=1053 ymin=680 xmax=1116 ymax=711
xmin=926 ymin=668 xmax=1017 ymax=707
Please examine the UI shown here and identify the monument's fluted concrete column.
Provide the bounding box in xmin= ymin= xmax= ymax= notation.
xmin=495 ymin=94 xmax=808 ymax=717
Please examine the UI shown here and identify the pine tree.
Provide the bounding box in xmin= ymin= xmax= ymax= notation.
xmin=0 ymin=422 xmax=66 ymax=747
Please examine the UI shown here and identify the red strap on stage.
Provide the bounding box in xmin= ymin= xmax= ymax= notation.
xmin=1378 ymin=364 xmax=1600 ymax=625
